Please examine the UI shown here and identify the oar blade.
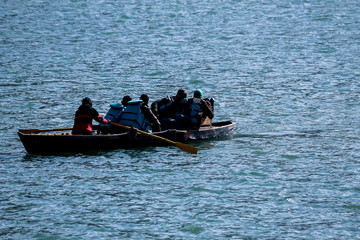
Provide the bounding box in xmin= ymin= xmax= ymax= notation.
xmin=175 ymin=142 xmax=198 ymax=154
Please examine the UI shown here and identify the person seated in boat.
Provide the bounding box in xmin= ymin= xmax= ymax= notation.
xmin=121 ymin=95 xmax=132 ymax=107
xmin=113 ymin=94 xmax=161 ymax=132
xmin=100 ymin=95 xmax=132 ymax=134
xmin=72 ymin=97 xmax=109 ymax=135
xmin=104 ymin=95 xmax=132 ymax=122
xmin=140 ymin=94 xmax=162 ymax=132
xmin=151 ymin=89 xmax=188 ymax=130
xmin=180 ymin=89 xmax=214 ymax=130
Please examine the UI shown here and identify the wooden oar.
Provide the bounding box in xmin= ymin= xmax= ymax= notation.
xmin=18 ymin=128 xmax=73 ymax=134
xmin=110 ymin=122 xmax=198 ymax=154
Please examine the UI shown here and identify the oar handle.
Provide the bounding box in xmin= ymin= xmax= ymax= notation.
xmin=110 ymin=122 xmax=174 ymax=143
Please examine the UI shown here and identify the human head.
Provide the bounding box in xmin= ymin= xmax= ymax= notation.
xmin=176 ymin=89 xmax=187 ymax=100
xmin=140 ymin=94 xmax=149 ymax=104
xmin=193 ymin=89 xmax=203 ymax=98
xmin=121 ymin=95 xmax=132 ymax=106
xmin=82 ymin=97 xmax=92 ymax=106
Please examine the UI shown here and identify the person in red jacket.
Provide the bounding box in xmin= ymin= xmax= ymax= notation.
xmin=72 ymin=97 xmax=108 ymax=135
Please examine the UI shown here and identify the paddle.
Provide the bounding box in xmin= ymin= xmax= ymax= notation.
xmin=110 ymin=122 xmax=198 ymax=154
xmin=18 ymin=128 xmax=73 ymax=134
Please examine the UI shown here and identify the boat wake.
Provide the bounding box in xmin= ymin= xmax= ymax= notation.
xmin=232 ymin=130 xmax=323 ymax=139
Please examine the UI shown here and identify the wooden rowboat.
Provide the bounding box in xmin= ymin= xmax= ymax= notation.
xmin=18 ymin=121 xmax=236 ymax=155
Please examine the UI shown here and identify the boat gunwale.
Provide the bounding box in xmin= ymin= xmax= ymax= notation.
xmin=17 ymin=121 xmax=236 ymax=137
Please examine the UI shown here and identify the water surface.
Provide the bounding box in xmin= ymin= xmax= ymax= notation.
xmin=1 ymin=0 xmax=360 ymax=239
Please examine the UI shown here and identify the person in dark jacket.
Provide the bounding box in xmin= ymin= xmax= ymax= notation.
xmin=140 ymin=94 xmax=162 ymax=132
xmin=151 ymin=89 xmax=187 ymax=119
xmin=72 ymin=97 xmax=108 ymax=135
xmin=183 ymin=89 xmax=214 ymax=129
xmin=151 ymin=89 xmax=188 ymax=130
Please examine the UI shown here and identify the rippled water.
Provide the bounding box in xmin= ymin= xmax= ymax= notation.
xmin=1 ymin=0 xmax=360 ymax=239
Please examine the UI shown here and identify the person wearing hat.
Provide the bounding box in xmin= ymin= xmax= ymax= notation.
xmin=182 ymin=89 xmax=214 ymax=129
xmin=72 ymin=97 xmax=108 ymax=135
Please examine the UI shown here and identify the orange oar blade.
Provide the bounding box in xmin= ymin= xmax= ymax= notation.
xmin=175 ymin=142 xmax=198 ymax=154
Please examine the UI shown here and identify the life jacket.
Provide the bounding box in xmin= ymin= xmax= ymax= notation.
xmin=154 ymin=96 xmax=172 ymax=119
xmin=177 ymin=98 xmax=187 ymax=115
xmin=73 ymin=114 xmax=94 ymax=134
xmin=116 ymin=100 xmax=151 ymax=132
xmin=159 ymin=97 xmax=187 ymax=118
xmin=159 ymin=99 xmax=172 ymax=113
xmin=104 ymin=103 xmax=124 ymax=121
xmin=101 ymin=103 xmax=124 ymax=128
xmin=189 ymin=99 xmax=202 ymax=126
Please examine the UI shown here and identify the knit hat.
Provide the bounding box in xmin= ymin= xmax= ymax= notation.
xmin=193 ymin=89 xmax=203 ymax=98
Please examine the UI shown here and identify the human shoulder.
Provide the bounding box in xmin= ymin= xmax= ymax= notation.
xmin=160 ymin=97 xmax=172 ymax=104
xmin=89 ymin=105 xmax=99 ymax=116
xmin=140 ymin=102 xmax=150 ymax=111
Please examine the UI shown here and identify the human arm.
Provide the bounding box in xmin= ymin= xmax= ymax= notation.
xmin=91 ymin=107 xmax=108 ymax=124
xmin=141 ymin=104 xmax=161 ymax=131
xmin=200 ymin=99 xmax=214 ymax=119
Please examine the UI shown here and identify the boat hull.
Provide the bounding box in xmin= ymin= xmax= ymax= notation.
xmin=18 ymin=121 xmax=236 ymax=154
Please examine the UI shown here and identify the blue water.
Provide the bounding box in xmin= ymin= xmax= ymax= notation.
xmin=1 ymin=0 xmax=360 ymax=239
